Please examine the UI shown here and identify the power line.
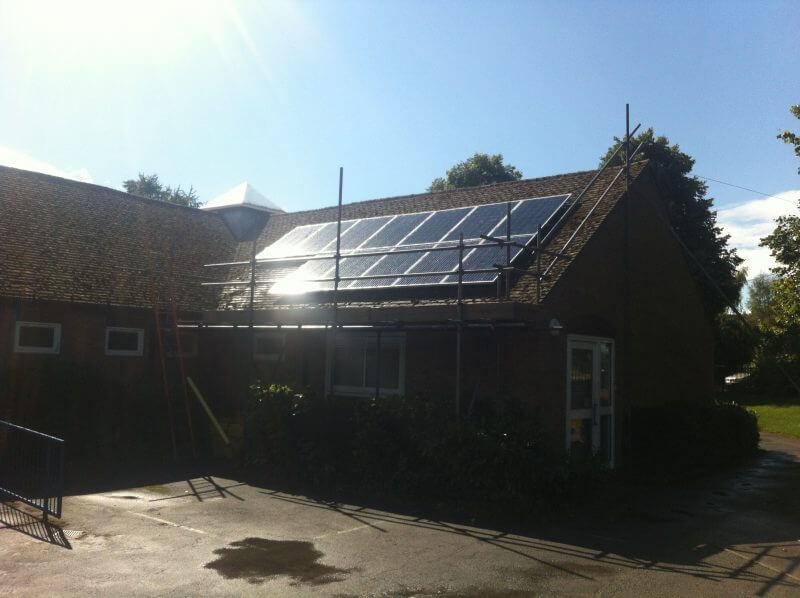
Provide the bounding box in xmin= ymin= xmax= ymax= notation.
xmin=697 ymin=174 xmax=798 ymax=205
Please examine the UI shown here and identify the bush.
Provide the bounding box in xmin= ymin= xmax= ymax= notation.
xmin=629 ymin=400 xmax=759 ymax=475
xmin=243 ymin=382 xmax=577 ymax=508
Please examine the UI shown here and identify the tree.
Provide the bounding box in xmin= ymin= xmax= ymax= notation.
xmin=777 ymin=104 xmax=800 ymax=174
xmin=759 ymin=197 xmax=800 ymax=364
xmin=600 ymin=129 xmax=744 ymax=318
xmin=747 ymin=273 xmax=778 ymax=331
xmin=428 ymin=153 xmax=522 ymax=192
xmin=714 ymin=313 xmax=757 ymax=385
xmin=122 ymin=173 xmax=200 ymax=208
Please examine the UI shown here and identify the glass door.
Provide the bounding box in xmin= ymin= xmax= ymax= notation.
xmin=566 ymin=336 xmax=614 ymax=466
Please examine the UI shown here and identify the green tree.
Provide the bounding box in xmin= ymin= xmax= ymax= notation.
xmin=122 ymin=173 xmax=200 ymax=208
xmin=600 ymin=129 xmax=744 ymax=318
xmin=428 ymin=153 xmax=522 ymax=192
xmin=759 ymin=197 xmax=800 ymax=368
xmin=747 ymin=273 xmax=778 ymax=331
xmin=777 ymin=104 xmax=800 ymax=174
xmin=714 ymin=313 xmax=757 ymax=385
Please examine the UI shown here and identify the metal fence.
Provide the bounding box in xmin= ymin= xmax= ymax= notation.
xmin=0 ymin=420 xmax=64 ymax=520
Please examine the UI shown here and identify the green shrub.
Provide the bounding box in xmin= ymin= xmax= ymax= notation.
xmin=629 ymin=400 xmax=759 ymax=475
xmin=243 ymin=382 xmax=578 ymax=507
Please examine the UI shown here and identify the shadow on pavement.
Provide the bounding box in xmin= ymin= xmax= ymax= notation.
xmin=253 ymin=437 xmax=800 ymax=595
xmin=0 ymin=501 xmax=72 ymax=549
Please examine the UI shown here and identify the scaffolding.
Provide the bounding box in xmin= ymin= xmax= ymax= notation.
xmin=198 ymin=112 xmax=644 ymax=416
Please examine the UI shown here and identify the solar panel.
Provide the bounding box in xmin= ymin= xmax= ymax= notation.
xmin=264 ymin=194 xmax=570 ymax=293
xmin=257 ymin=223 xmax=326 ymax=259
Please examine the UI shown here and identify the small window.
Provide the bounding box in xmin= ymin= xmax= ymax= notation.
xmin=14 ymin=322 xmax=61 ymax=354
xmin=254 ymin=332 xmax=285 ymax=361
xmin=105 ymin=327 xmax=144 ymax=356
xmin=331 ymin=333 xmax=405 ymax=397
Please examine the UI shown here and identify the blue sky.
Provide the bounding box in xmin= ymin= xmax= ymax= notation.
xmin=1 ymin=0 xmax=798 ymax=277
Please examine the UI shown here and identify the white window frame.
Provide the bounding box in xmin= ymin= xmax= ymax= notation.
xmin=253 ymin=331 xmax=285 ymax=362
xmin=565 ymin=334 xmax=615 ymax=467
xmin=328 ymin=332 xmax=406 ymax=397
xmin=13 ymin=321 xmax=61 ymax=354
xmin=104 ymin=326 xmax=145 ymax=357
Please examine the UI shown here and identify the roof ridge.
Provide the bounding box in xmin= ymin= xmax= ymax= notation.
xmin=276 ymin=166 xmax=612 ymax=218
xmin=0 ymin=163 xmax=221 ymax=217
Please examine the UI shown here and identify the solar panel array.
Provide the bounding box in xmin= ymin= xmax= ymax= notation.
xmin=261 ymin=194 xmax=570 ymax=294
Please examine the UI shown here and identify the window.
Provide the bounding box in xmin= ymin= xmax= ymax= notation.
xmin=105 ymin=327 xmax=144 ymax=356
xmin=331 ymin=333 xmax=405 ymax=397
xmin=254 ymin=332 xmax=285 ymax=361
xmin=14 ymin=322 xmax=61 ymax=354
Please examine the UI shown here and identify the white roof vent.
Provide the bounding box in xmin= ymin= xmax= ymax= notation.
xmin=201 ymin=182 xmax=284 ymax=214
xmin=201 ymin=182 xmax=283 ymax=242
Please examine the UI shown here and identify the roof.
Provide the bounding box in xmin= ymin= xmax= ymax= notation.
xmin=213 ymin=161 xmax=650 ymax=314
xmin=202 ymin=182 xmax=284 ymax=213
xmin=0 ymin=165 xmax=238 ymax=311
xmin=0 ymin=160 xmax=650 ymax=316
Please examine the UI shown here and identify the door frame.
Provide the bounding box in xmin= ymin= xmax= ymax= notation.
xmin=565 ymin=334 xmax=615 ymax=466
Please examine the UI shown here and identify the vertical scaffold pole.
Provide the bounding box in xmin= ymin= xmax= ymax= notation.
xmin=505 ymin=201 xmax=512 ymax=299
xmin=624 ymin=104 xmax=632 ymax=416
xmin=455 ymin=232 xmax=464 ymax=420
xmin=536 ymin=223 xmax=542 ymax=303
xmin=374 ymin=330 xmax=382 ymax=399
xmin=329 ymin=167 xmax=344 ymax=399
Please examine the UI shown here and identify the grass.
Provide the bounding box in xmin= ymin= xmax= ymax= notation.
xmin=722 ymin=390 xmax=800 ymax=439
xmin=746 ymin=403 xmax=800 ymax=438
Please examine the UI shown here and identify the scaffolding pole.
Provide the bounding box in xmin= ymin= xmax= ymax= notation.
xmin=455 ymin=232 xmax=464 ymax=420
xmin=328 ymin=167 xmax=344 ymax=399
xmin=624 ymin=104 xmax=632 ymax=431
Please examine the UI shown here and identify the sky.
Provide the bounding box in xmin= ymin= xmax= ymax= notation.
xmin=1 ymin=0 xmax=798 ymax=285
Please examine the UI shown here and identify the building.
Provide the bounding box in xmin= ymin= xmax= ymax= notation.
xmin=0 ymin=159 xmax=713 ymax=465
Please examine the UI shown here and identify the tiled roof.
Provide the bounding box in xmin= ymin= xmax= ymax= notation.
xmin=215 ymin=161 xmax=650 ymax=311
xmin=0 ymin=160 xmax=649 ymax=315
xmin=0 ymin=165 xmax=238 ymax=311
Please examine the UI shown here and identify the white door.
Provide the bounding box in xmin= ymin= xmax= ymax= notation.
xmin=566 ymin=336 xmax=615 ymax=466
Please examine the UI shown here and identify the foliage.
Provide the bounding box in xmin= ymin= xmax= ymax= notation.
xmin=714 ymin=313 xmax=757 ymax=385
xmin=747 ymin=273 xmax=778 ymax=331
xmin=245 ymin=384 xmax=761 ymax=508
xmin=428 ymin=153 xmax=523 ymax=192
xmin=244 ymin=382 xmax=574 ymax=507
xmin=777 ymin=104 xmax=800 ymax=174
xmin=122 ymin=172 xmax=201 ymax=208
xmin=600 ymin=129 xmax=744 ymax=318
xmin=629 ymin=400 xmax=759 ymax=474
xmin=754 ymin=195 xmax=800 ymax=392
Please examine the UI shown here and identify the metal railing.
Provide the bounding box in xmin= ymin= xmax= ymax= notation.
xmin=0 ymin=420 xmax=64 ymax=521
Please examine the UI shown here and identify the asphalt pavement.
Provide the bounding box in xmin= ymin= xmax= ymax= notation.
xmin=2 ymin=433 xmax=799 ymax=596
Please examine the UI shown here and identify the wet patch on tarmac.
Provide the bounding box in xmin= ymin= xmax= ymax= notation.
xmin=108 ymin=495 xmax=139 ymax=500
xmin=204 ymin=537 xmax=351 ymax=585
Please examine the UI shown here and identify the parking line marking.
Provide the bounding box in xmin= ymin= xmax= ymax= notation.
xmin=313 ymin=524 xmax=370 ymax=540
xmin=127 ymin=511 xmax=208 ymax=536
xmin=722 ymin=546 xmax=800 ymax=582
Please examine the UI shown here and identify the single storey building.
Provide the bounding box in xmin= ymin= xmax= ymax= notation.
xmin=0 ymin=158 xmax=713 ymax=466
